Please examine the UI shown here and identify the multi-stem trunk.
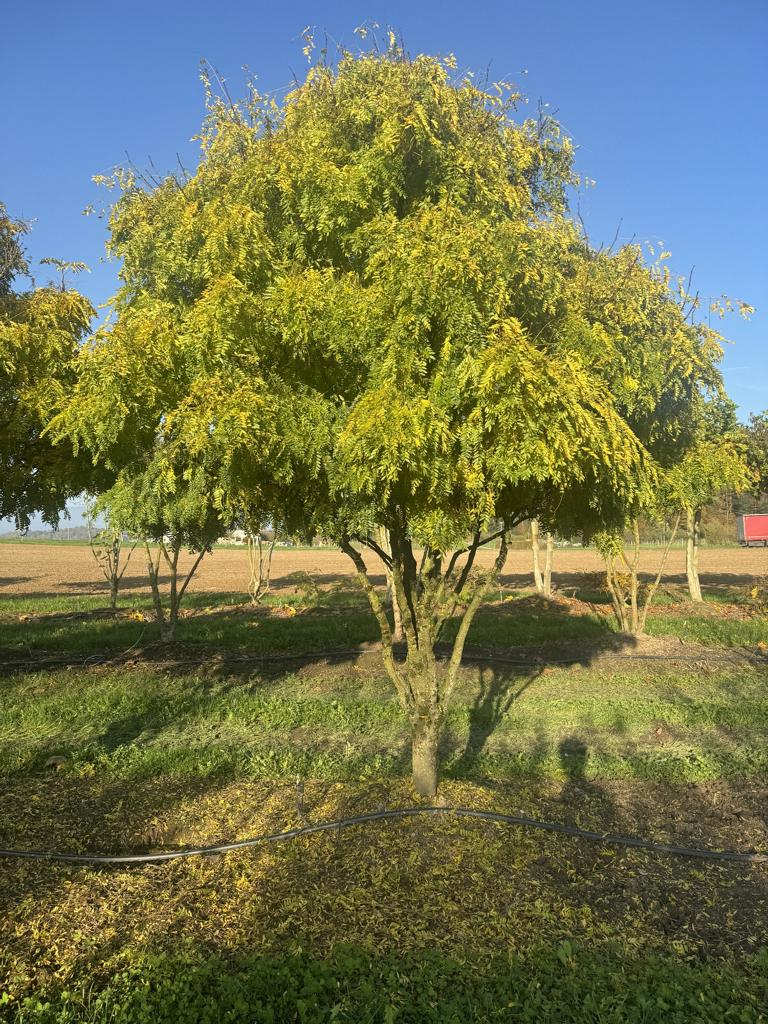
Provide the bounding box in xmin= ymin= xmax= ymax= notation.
xmin=144 ymin=539 xmax=207 ymax=642
xmin=88 ymin=525 xmax=136 ymax=610
xmin=341 ymin=526 xmax=511 ymax=797
xmin=603 ymin=515 xmax=682 ymax=636
xmin=247 ymin=532 xmax=276 ymax=605
xmin=531 ymin=520 xmax=554 ymax=596
xmin=686 ymin=508 xmax=703 ymax=602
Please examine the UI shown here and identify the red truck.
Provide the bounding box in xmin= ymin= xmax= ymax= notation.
xmin=738 ymin=514 xmax=768 ymax=547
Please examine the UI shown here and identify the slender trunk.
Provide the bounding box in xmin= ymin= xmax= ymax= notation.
xmin=637 ymin=513 xmax=682 ymax=634
xmin=411 ymin=713 xmax=441 ymax=798
xmin=109 ymin=574 xmax=118 ymax=610
xmin=145 ymin=541 xmax=165 ymax=633
xmin=531 ymin=520 xmax=543 ymax=592
xmin=629 ymin=520 xmax=641 ymax=633
xmin=162 ymin=544 xmax=181 ymax=642
xmin=543 ymin=532 xmax=554 ymax=596
xmin=604 ymin=556 xmax=629 ymax=633
xmin=377 ymin=527 xmax=403 ymax=642
xmin=686 ymin=508 xmax=703 ymax=602
xmin=247 ymin=532 xmax=277 ymax=604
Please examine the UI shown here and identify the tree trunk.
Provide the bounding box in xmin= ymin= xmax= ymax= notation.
xmin=531 ymin=520 xmax=543 ymax=592
xmin=411 ymin=714 xmax=440 ymax=798
xmin=162 ymin=604 xmax=178 ymax=642
xmin=109 ymin=574 xmax=118 ymax=610
xmin=247 ymin=532 xmax=276 ymax=604
xmin=377 ymin=527 xmax=403 ymax=642
xmin=543 ymin=531 xmax=554 ymax=596
xmin=145 ymin=542 xmax=165 ymax=632
xmin=340 ymin=526 xmax=511 ymax=799
xmin=164 ymin=545 xmax=181 ymax=642
xmin=686 ymin=508 xmax=703 ymax=602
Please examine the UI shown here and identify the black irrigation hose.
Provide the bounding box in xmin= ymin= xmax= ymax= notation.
xmin=1 ymin=806 xmax=766 ymax=866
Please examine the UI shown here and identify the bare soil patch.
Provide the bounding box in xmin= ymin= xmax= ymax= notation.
xmin=1 ymin=542 xmax=766 ymax=602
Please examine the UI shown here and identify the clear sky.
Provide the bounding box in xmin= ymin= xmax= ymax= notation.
xmin=1 ymin=0 xmax=766 ymax=530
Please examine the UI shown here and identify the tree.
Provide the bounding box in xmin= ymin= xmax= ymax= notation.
xmin=669 ymin=399 xmax=751 ymax=601
xmin=558 ymin=236 xmax=751 ymax=629
xmin=95 ymin=462 xmax=224 ymax=641
xmin=597 ymin=513 xmax=682 ymax=635
xmin=0 ymin=203 xmax=100 ymax=529
xmin=596 ymin=424 xmax=749 ymax=627
xmin=60 ymin=43 xmax=723 ymax=795
xmin=744 ymin=411 xmax=768 ymax=500
xmin=85 ymin=496 xmax=138 ymax=610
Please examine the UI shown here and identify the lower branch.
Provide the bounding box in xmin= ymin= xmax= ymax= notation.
xmin=339 ymin=537 xmax=412 ymax=708
xmin=443 ymin=531 xmax=509 ymax=704
xmin=638 ymin=512 xmax=681 ymax=633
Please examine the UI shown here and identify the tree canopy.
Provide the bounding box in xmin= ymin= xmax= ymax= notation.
xmin=744 ymin=410 xmax=768 ymax=498
xmin=0 ymin=203 xmax=99 ymax=530
xmin=55 ymin=42 xmax=734 ymax=794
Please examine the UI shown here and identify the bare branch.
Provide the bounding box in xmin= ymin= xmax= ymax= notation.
xmin=177 ymin=548 xmax=207 ymax=604
xmin=340 ymin=537 xmax=412 ymax=707
xmin=353 ymin=532 xmax=393 ymax=569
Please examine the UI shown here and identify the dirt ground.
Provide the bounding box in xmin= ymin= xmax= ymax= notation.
xmin=1 ymin=541 xmax=766 ymax=601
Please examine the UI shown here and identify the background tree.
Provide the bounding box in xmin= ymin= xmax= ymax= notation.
xmin=233 ymin=498 xmax=279 ymax=605
xmin=85 ymin=495 xmax=138 ymax=610
xmin=668 ymin=398 xmax=751 ymax=601
xmin=0 ymin=203 xmax=100 ymax=529
xmin=556 ymin=238 xmax=751 ymax=629
xmin=60 ymin=43 xmax=727 ymax=795
xmin=96 ymin=461 xmax=224 ymax=641
xmin=743 ymin=411 xmax=768 ymax=503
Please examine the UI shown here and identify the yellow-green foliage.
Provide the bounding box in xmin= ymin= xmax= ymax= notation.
xmin=54 ymin=44 xmax=725 ymax=551
xmin=0 ymin=203 xmax=97 ymax=528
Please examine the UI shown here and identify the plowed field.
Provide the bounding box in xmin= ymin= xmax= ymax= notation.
xmin=1 ymin=542 xmax=766 ymax=600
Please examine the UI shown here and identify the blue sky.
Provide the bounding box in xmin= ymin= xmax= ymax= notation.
xmin=2 ymin=1 xmax=766 ymax=525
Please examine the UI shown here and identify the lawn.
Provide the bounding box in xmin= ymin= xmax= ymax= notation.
xmin=0 ymin=585 xmax=766 ymax=1022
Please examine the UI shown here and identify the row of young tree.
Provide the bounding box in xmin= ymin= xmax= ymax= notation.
xmin=2 ymin=39 xmax=765 ymax=794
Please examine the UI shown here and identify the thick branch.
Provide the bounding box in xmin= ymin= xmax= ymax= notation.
xmin=453 ymin=531 xmax=483 ymax=595
xmin=353 ymin=533 xmax=393 ymax=570
xmin=443 ymin=531 xmax=509 ymax=704
xmin=339 ymin=537 xmax=412 ymax=707
xmin=389 ymin=523 xmax=420 ymax=646
xmin=177 ymin=548 xmax=207 ymax=604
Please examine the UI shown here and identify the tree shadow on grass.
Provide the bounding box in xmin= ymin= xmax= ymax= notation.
xmin=449 ymin=666 xmax=543 ymax=775
xmin=3 ymin=769 xmax=768 ymax=1019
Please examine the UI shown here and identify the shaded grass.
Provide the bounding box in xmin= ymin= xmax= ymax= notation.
xmin=2 ymin=776 xmax=768 ymax=1023
xmin=1 ymin=584 xmax=764 ymax=659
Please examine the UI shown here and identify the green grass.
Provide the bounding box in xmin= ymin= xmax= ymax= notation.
xmin=2 ymin=583 xmax=764 ymax=658
xmin=647 ymin=613 xmax=768 ymax=648
xmin=7 ymin=942 xmax=768 ymax=1023
xmin=2 ymin=587 xmax=767 ymax=1022
xmin=2 ymin=663 xmax=766 ymax=785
